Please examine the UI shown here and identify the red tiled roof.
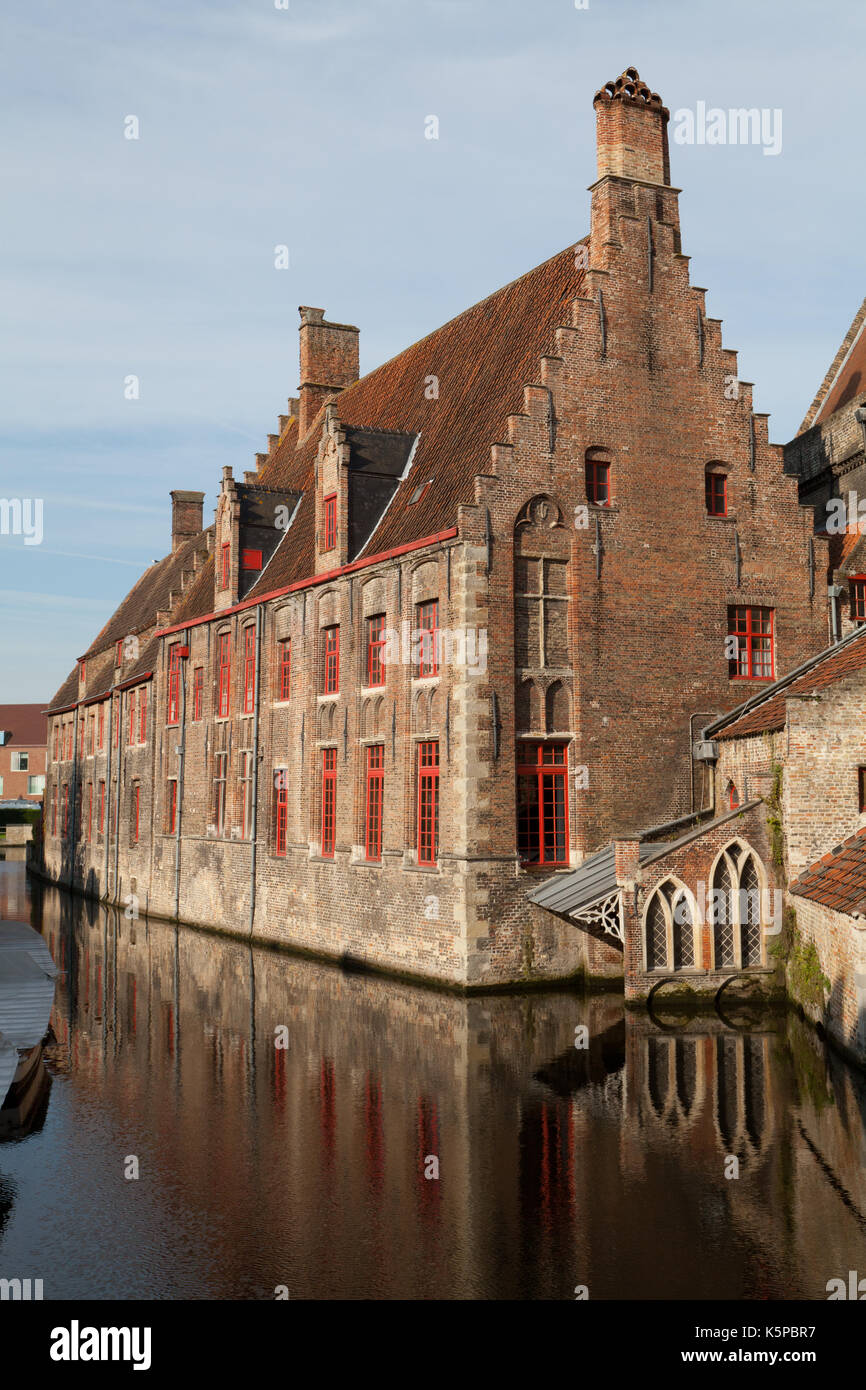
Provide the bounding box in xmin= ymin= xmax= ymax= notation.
xmin=248 ymin=243 xmax=587 ymax=598
xmin=0 ymin=705 xmax=47 ymax=746
xmin=716 ymin=626 xmax=866 ymax=740
xmin=801 ymin=297 xmax=866 ymax=432
xmin=790 ymin=825 xmax=866 ymax=915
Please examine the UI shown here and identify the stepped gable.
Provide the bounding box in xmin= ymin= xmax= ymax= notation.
xmin=800 ymin=296 xmax=866 ymax=433
xmin=711 ymin=626 xmax=866 ymax=741
xmin=248 ymin=243 xmax=587 ymax=597
xmin=790 ymin=825 xmax=866 ymax=916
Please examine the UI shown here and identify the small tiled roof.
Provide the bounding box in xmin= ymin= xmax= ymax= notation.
xmin=248 ymin=242 xmax=587 ymax=598
xmin=710 ymin=625 xmax=866 ymax=741
xmin=790 ymin=826 xmax=866 ymax=916
xmin=0 ymin=705 xmax=47 ymax=746
xmin=801 ymin=297 xmax=866 ymax=432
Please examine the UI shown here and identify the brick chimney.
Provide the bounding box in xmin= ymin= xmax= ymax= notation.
xmin=298 ymin=306 xmax=359 ymax=437
xmin=170 ymin=490 xmax=204 ymax=553
xmin=593 ymin=66 xmax=670 ymax=185
xmin=613 ymin=838 xmax=641 ymax=884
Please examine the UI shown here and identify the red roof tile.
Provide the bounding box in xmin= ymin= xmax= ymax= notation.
xmin=0 ymin=705 xmax=47 ymax=746
xmin=801 ymin=297 xmax=866 ymax=432
xmin=716 ymin=626 xmax=866 ymax=740
xmin=790 ymin=825 xmax=866 ymax=915
xmin=248 ymin=243 xmax=587 ymax=598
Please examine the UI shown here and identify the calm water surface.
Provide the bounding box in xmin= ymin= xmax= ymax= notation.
xmin=1 ymin=855 xmax=865 ymax=1300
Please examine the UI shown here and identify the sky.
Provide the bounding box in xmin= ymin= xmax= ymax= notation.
xmin=1 ymin=0 xmax=864 ymax=701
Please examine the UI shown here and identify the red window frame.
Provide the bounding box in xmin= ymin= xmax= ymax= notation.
xmin=585 ymin=459 xmax=610 ymax=506
xmin=274 ymin=771 xmax=288 ymax=856
xmin=417 ymin=740 xmax=440 ymax=865
xmin=365 ymin=744 xmax=384 ymax=861
xmin=859 ymin=767 xmax=866 ymax=814
xmin=97 ymin=702 xmax=105 ymax=749
xmin=167 ymin=779 xmax=178 ymax=835
xmin=79 ymin=718 xmax=85 ymax=758
xmin=277 ymin=638 xmax=291 ymax=702
xmin=221 ymin=543 xmax=230 ymax=589
xmin=53 ymin=723 xmax=59 ymax=762
xmin=132 ymin=783 xmax=140 ymax=844
xmin=51 ymin=786 xmax=57 ymax=836
xmin=80 ymin=660 xmax=86 ymax=684
xmin=851 ymin=576 xmax=866 ymax=623
xmin=706 ymin=471 xmax=727 ymax=516
xmin=88 ymin=712 xmax=94 ymax=754
xmin=728 ymin=781 xmax=740 ymax=811
xmin=66 ymin=723 xmax=72 ymax=760
xmin=366 ymin=614 xmax=386 ymax=688
xmin=322 ymin=626 xmax=339 ymax=694
xmin=87 ymin=782 xmax=93 ymax=843
xmin=192 ymin=666 xmax=204 ymax=721
xmin=62 ymin=785 xmax=69 ymax=837
xmin=128 ymin=690 xmax=136 ymax=745
xmin=167 ymin=642 xmax=181 ymax=724
xmin=139 ymin=686 xmax=148 ymax=744
xmin=416 ymin=600 xmax=439 ymax=678
xmin=321 ymin=748 xmax=337 ymax=857
xmin=113 ymin=702 xmax=119 ymax=750
xmin=323 ymin=494 xmax=337 ymax=551
xmin=217 ymin=632 xmax=231 ymax=717
xmin=241 ymin=548 xmax=262 ymax=571
xmin=243 ymin=625 xmax=256 ymax=714
xmin=516 ymin=741 xmax=569 ymax=866
xmin=98 ymin=780 xmax=105 ymax=834
xmin=728 ymin=606 xmax=774 ymax=681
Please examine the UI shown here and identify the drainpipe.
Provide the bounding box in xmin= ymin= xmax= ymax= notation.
xmin=69 ymin=704 xmax=80 ymax=888
xmin=248 ymin=604 xmax=263 ymax=936
xmin=828 ymin=583 xmax=843 ymax=644
xmin=103 ymin=689 xmax=114 ymax=894
xmin=174 ymin=636 xmax=188 ymax=921
xmin=113 ymin=689 xmax=124 ymax=900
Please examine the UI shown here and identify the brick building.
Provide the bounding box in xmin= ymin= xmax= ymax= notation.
xmin=40 ymin=67 xmax=832 ymax=988
xmin=0 ymin=704 xmax=47 ymax=804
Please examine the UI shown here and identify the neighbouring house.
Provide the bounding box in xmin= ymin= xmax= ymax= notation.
xmin=40 ymin=67 xmax=835 ymax=989
xmin=0 ymin=704 xmax=47 ymax=805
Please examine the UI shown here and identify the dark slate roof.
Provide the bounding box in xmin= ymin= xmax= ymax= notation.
xmin=247 ymin=242 xmax=588 ymax=598
xmin=790 ymin=826 xmax=866 ymax=916
xmin=0 ymin=705 xmax=47 ymax=746
xmin=707 ymin=623 xmax=866 ymax=741
xmin=528 ymin=842 xmax=671 ymax=917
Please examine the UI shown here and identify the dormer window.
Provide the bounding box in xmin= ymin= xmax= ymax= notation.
xmin=585 ymin=450 xmax=610 ymax=506
xmin=323 ymin=494 xmax=337 ymax=552
xmin=221 ymin=543 xmax=230 ymax=589
xmin=706 ymin=466 xmax=728 ymax=516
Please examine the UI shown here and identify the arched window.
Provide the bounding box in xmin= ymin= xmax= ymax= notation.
xmin=726 ymin=780 xmax=740 ymax=810
xmin=709 ymin=841 xmax=767 ymax=970
xmin=643 ymin=878 xmax=697 ymax=973
xmin=705 ymin=464 xmax=728 ymax=516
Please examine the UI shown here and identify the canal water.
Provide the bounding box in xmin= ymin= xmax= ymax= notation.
xmin=1 ymin=854 xmax=866 ymax=1300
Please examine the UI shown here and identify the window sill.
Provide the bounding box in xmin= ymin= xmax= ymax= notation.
xmin=351 ymin=858 xmax=383 ymax=869
xmin=729 ymin=676 xmax=775 ymax=684
xmin=706 ymin=513 xmax=737 ymax=522
xmin=402 ymin=862 xmax=441 ymax=874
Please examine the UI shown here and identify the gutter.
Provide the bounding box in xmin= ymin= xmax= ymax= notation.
xmin=154 ymin=526 xmax=459 ymax=639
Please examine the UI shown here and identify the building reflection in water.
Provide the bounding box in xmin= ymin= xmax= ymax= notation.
xmin=2 ymin=862 xmax=866 ymax=1298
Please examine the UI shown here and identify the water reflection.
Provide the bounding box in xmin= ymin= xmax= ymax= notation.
xmin=1 ymin=861 xmax=866 ymax=1299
